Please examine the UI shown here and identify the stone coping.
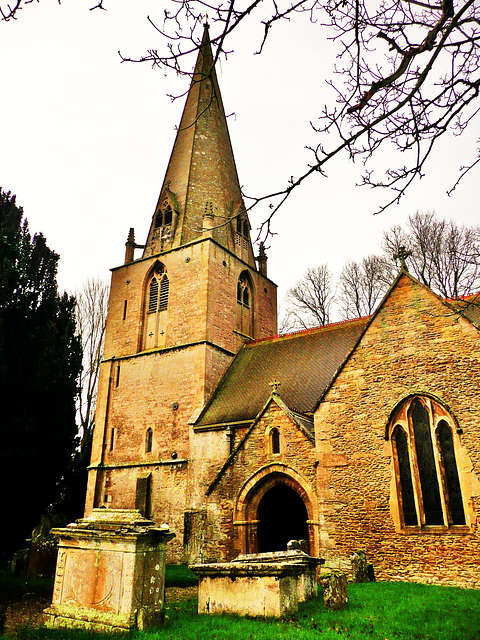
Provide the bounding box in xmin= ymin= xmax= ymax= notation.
xmin=190 ymin=561 xmax=306 ymax=579
xmin=50 ymin=509 xmax=175 ymax=542
xmin=235 ymin=551 xmax=325 ymax=566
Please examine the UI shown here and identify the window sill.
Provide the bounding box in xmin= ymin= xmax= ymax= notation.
xmin=399 ymin=524 xmax=472 ymax=535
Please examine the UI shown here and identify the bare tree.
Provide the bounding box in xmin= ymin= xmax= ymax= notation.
xmin=283 ymin=265 xmax=334 ymax=331
xmin=118 ymin=0 xmax=480 ymax=237
xmin=338 ymin=255 xmax=395 ymax=319
xmin=4 ymin=1 xmax=480 ymax=236
xmin=383 ymin=212 xmax=480 ymax=298
xmin=75 ymin=277 xmax=109 ymax=447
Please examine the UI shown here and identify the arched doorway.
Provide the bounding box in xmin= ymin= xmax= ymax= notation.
xmin=257 ymin=483 xmax=309 ymax=552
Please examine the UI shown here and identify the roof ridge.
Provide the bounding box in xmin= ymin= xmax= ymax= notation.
xmin=246 ymin=315 xmax=371 ymax=347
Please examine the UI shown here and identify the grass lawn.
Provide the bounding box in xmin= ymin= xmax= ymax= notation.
xmin=5 ymin=575 xmax=479 ymax=640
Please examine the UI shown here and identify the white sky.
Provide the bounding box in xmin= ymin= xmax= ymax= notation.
xmin=1 ymin=0 xmax=479 ymax=310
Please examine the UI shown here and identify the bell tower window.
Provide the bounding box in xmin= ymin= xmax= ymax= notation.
xmin=143 ymin=263 xmax=169 ymax=350
xmin=152 ymin=201 xmax=174 ymax=251
xmin=235 ymin=212 xmax=249 ymax=254
xmin=236 ymin=271 xmax=253 ymax=338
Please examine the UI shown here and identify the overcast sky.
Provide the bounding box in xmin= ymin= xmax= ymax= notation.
xmin=1 ymin=0 xmax=479 ymax=311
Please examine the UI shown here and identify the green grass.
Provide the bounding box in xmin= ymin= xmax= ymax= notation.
xmin=164 ymin=564 xmax=197 ymax=588
xmin=4 ymin=577 xmax=480 ymax=640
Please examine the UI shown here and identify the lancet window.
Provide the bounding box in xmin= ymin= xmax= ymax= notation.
xmin=271 ymin=428 xmax=280 ymax=454
xmin=390 ymin=396 xmax=466 ymax=530
xmin=145 ymin=428 xmax=153 ymax=454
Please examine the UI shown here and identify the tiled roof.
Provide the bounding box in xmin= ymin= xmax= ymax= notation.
xmin=196 ymin=317 xmax=369 ymax=427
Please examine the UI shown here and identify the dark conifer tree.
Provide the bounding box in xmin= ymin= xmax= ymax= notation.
xmin=0 ymin=188 xmax=82 ymax=560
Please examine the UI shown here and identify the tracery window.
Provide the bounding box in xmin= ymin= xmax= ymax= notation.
xmin=143 ymin=263 xmax=169 ymax=350
xmin=147 ymin=267 xmax=169 ymax=313
xmin=390 ymin=396 xmax=466 ymax=530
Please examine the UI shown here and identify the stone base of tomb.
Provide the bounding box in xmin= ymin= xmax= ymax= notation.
xmin=44 ymin=509 xmax=175 ymax=633
xmin=190 ymin=551 xmax=324 ymax=617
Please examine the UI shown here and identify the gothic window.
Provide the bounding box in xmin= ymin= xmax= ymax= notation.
xmin=147 ymin=267 xmax=169 ymax=314
xmin=235 ymin=213 xmax=249 ymax=251
xmin=145 ymin=428 xmax=153 ymax=454
xmin=143 ymin=263 xmax=169 ymax=350
xmin=390 ymin=396 xmax=466 ymax=530
xmin=237 ymin=273 xmax=250 ymax=308
xmin=153 ymin=201 xmax=174 ymax=251
xmin=236 ymin=271 xmax=253 ymax=337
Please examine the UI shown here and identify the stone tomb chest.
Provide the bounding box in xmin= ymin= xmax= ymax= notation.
xmin=191 ymin=550 xmax=323 ymax=618
xmin=44 ymin=509 xmax=175 ymax=633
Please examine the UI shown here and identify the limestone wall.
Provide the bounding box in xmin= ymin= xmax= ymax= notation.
xmin=315 ymin=274 xmax=480 ymax=588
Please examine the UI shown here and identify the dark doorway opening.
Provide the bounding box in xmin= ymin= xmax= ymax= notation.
xmin=257 ymin=483 xmax=309 ymax=553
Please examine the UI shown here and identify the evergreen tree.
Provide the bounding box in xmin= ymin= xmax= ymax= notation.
xmin=0 ymin=189 xmax=82 ymax=560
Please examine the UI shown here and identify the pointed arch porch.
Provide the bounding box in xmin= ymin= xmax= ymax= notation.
xmin=233 ymin=464 xmax=319 ymax=557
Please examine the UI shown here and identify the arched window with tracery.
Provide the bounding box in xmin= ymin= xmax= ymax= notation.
xmin=152 ymin=200 xmax=174 ymax=251
xmin=235 ymin=211 xmax=249 ymax=254
xmin=389 ymin=396 xmax=466 ymax=530
xmin=236 ymin=271 xmax=253 ymax=338
xmin=143 ymin=263 xmax=169 ymax=350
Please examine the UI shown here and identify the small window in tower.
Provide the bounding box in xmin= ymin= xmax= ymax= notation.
xmin=116 ymin=364 xmax=121 ymax=388
xmin=159 ymin=275 xmax=169 ymax=311
xmin=109 ymin=427 xmax=115 ymax=452
xmin=271 ymin=427 xmax=280 ymax=454
xmin=243 ymin=219 xmax=249 ymax=237
xmin=145 ymin=428 xmax=153 ymax=453
xmin=148 ymin=277 xmax=159 ymax=313
xmin=123 ymin=300 xmax=128 ymax=321
xmin=236 ymin=215 xmax=243 ymax=234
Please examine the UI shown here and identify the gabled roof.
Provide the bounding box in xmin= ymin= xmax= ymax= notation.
xmin=206 ymin=391 xmax=314 ymax=495
xmin=195 ymin=317 xmax=369 ymax=427
xmin=314 ymin=270 xmax=480 ymax=411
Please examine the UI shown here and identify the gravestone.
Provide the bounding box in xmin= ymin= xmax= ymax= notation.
xmin=191 ymin=549 xmax=324 ymax=617
xmin=320 ymin=571 xmax=348 ymax=610
xmin=44 ymin=509 xmax=175 ymax=633
xmin=351 ymin=550 xmax=375 ymax=582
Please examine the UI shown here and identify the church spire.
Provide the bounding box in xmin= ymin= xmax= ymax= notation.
xmin=143 ymin=24 xmax=255 ymax=265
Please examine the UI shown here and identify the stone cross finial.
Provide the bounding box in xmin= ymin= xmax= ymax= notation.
xmin=394 ymin=246 xmax=412 ymax=271
xmin=269 ymin=380 xmax=281 ymax=394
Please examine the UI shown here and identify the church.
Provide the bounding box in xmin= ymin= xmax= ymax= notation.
xmin=85 ymin=25 xmax=480 ymax=589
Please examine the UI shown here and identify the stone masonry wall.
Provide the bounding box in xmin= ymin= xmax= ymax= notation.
xmin=86 ymin=237 xmax=277 ymax=562
xmin=204 ymin=400 xmax=317 ymax=561
xmin=315 ymin=274 xmax=480 ymax=588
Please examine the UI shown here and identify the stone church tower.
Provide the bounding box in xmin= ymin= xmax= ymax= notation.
xmin=85 ymin=25 xmax=277 ymax=561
